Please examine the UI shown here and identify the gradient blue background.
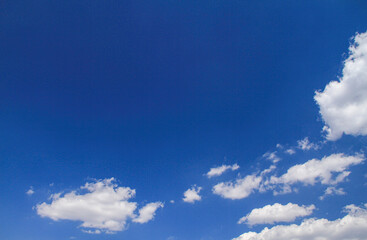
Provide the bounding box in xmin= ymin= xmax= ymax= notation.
xmin=1 ymin=1 xmax=367 ymax=239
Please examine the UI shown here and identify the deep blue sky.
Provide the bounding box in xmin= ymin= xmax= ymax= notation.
xmin=1 ymin=1 xmax=367 ymax=240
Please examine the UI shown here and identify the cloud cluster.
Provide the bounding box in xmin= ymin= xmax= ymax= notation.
xmin=238 ymin=203 xmax=315 ymax=226
xmin=315 ymin=32 xmax=367 ymax=141
xmin=233 ymin=204 xmax=367 ymax=240
xmin=319 ymin=186 xmax=346 ymax=200
xmin=206 ymin=164 xmax=239 ymax=178
xmin=36 ymin=178 xmax=163 ymax=233
xmin=212 ymin=153 xmax=364 ymax=199
xmin=183 ymin=186 xmax=202 ymax=203
xmin=263 ymin=152 xmax=281 ymax=163
xmin=268 ymin=153 xmax=364 ymax=194
xmin=297 ymin=137 xmax=319 ymax=151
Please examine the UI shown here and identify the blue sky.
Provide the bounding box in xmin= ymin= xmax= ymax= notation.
xmin=1 ymin=1 xmax=367 ymax=240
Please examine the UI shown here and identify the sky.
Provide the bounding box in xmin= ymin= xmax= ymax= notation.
xmin=1 ymin=1 xmax=367 ymax=240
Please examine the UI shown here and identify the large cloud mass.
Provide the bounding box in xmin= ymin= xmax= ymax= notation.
xmin=36 ymin=178 xmax=163 ymax=233
xmin=233 ymin=204 xmax=367 ymax=240
xmin=315 ymin=31 xmax=367 ymax=141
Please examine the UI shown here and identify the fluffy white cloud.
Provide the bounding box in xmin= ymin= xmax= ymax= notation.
xmin=233 ymin=204 xmax=367 ymax=240
xmin=238 ymin=203 xmax=315 ymax=226
xmin=36 ymin=178 xmax=163 ymax=233
xmin=297 ymin=137 xmax=319 ymax=151
xmin=183 ymin=186 xmax=202 ymax=203
xmin=315 ymin=31 xmax=367 ymax=141
xmin=263 ymin=152 xmax=281 ymax=163
xmin=213 ymin=175 xmax=262 ymax=200
xmin=319 ymin=186 xmax=346 ymax=200
xmin=269 ymin=153 xmax=364 ymax=191
xmin=133 ymin=202 xmax=164 ymax=223
xmin=206 ymin=164 xmax=239 ymax=178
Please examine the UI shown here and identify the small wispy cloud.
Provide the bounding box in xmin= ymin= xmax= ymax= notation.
xmin=297 ymin=137 xmax=319 ymax=151
xmin=26 ymin=187 xmax=34 ymax=196
xmin=206 ymin=164 xmax=239 ymax=178
xmin=319 ymin=186 xmax=346 ymax=200
xmin=285 ymin=148 xmax=296 ymax=155
xmin=263 ymin=151 xmax=281 ymax=163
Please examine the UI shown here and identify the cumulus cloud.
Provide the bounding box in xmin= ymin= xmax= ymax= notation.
xmin=315 ymin=31 xmax=367 ymax=141
xmin=213 ymin=175 xmax=262 ymax=200
xmin=206 ymin=164 xmax=239 ymax=178
xmin=36 ymin=178 xmax=163 ymax=233
xmin=268 ymin=153 xmax=364 ymax=194
xmin=233 ymin=203 xmax=367 ymax=240
xmin=319 ymin=186 xmax=346 ymax=200
xmin=183 ymin=186 xmax=202 ymax=203
xmin=238 ymin=203 xmax=315 ymax=226
xmin=297 ymin=137 xmax=319 ymax=151
xmin=133 ymin=202 xmax=164 ymax=224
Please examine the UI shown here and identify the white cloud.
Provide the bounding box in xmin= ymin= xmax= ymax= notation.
xmin=133 ymin=202 xmax=164 ymax=224
xmin=233 ymin=204 xmax=367 ymax=240
xmin=260 ymin=165 xmax=276 ymax=177
xmin=213 ymin=175 xmax=262 ymax=200
xmin=269 ymin=153 xmax=364 ymax=192
xmin=285 ymin=148 xmax=296 ymax=155
xmin=206 ymin=164 xmax=239 ymax=178
xmin=315 ymin=31 xmax=367 ymax=141
xmin=183 ymin=186 xmax=202 ymax=203
xmin=217 ymin=153 xmax=363 ymax=198
xmin=297 ymin=137 xmax=319 ymax=151
xmin=26 ymin=187 xmax=34 ymax=196
xmin=319 ymin=186 xmax=346 ymax=200
xmin=263 ymin=151 xmax=281 ymax=163
xmin=36 ymin=178 xmax=162 ymax=233
xmin=82 ymin=229 xmax=101 ymax=234
xmin=238 ymin=203 xmax=315 ymax=226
